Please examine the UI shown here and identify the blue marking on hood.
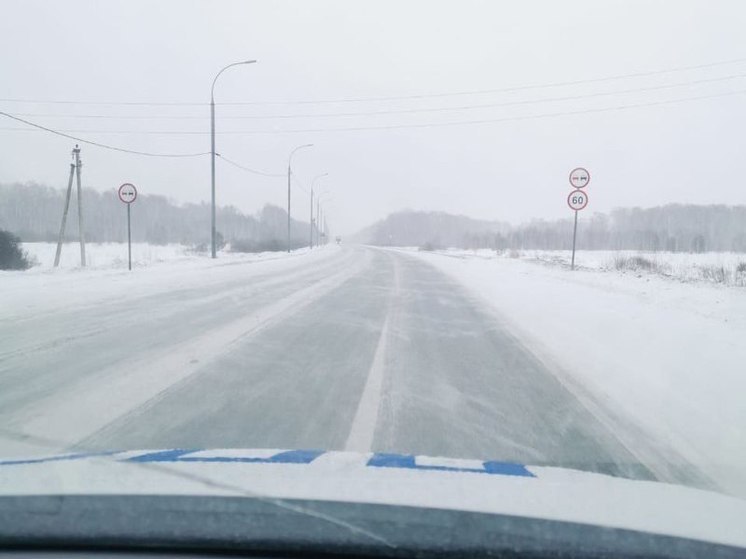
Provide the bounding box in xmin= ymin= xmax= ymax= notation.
xmin=125 ymin=448 xmax=324 ymax=464
xmin=0 ymin=449 xmax=535 ymax=478
xmin=367 ymin=453 xmax=535 ymax=478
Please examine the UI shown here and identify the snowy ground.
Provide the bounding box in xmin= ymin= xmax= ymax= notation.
xmin=3 ymin=242 xmax=321 ymax=320
xmin=20 ymin=241 xmax=288 ymax=271
xmin=3 ymin=243 xmax=745 ymax=503
xmin=400 ymin=247 xmax=746 ymax=498
xmin=425 ymin=248 xmax=746 ymax=287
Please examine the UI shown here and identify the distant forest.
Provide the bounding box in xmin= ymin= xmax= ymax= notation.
xmin=355 ymin=206 xmax=746 ymax=253
xmin=0 ymin=182 xmax=313 ymax=249
xmin=4 ymin=183 xmax=746 ymax=253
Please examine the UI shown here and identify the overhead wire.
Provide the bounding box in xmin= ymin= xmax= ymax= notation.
xmin=220 ymin=88 xmax=746 ymax=135
xmin=8 ymin=71 xmax=746 ymax=121
xmin=0 ymin=110 xmax=209 ymax=158
xmin=290 ymin=171 xmax=311 ymax=195
xmin=216 ymin=154 xmax=285 ymax=177
xmin=217 ymin=154 xmax=312 ymax=198
xmin=0 ymin=109 xmax=307 ymax=196
xmin=1 ymin=56 xmax=745 ymax=107
xmin=3 ymin=88 xmax=744 ymax=136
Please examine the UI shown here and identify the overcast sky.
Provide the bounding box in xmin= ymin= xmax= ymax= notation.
xmin=1 ymin=0 xmax=746 ymax=234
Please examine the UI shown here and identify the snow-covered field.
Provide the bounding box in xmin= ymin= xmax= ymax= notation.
xmin=2 ymin=242 xmax=322 ymax=320
xmin=403 ymin=247 xmax=746 ymax=498
xmin=427 ymin=248 xmax=746 ymax=287
xmin=20 ymin=242 xmax=273 ymax=271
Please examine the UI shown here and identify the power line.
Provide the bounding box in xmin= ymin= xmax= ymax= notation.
xmin=227 ymin=89 xmax=745 ymax=135
xmin=217 ymin=154 xmax=285 ymax=177
xmin=217 ymin=154 xmax=311 ymax=198
xmin=2 ymin=88 xmax=743 ymax=136
xmin=10 ymin=71 xmax=746 ymax=121
xmin=2 ymin=56 xmax=746 ymax=107
xmin=290 ymin=171 xmax=310 ymax=196
xmin=0 ymin=111 xmax=209 ymax=158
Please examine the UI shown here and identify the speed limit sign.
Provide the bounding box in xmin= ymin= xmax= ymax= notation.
xmin=567 ymin=190 xmax=589 ymax=211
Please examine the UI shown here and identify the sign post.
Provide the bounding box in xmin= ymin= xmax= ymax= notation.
xmin=118 ymin=183 xmax=138 ymax=271
xmin=567 ymin=168 xmax=590 ymax=271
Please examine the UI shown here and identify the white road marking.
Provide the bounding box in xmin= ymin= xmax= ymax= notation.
xmin=344 ymin=315 xmax=390 ymax=452
xmin=345 ymin=256 xmax=399 ymax=452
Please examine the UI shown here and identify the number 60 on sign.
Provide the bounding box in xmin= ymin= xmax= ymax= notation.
xmin=567 ymin=190 xmax=589 ymax=211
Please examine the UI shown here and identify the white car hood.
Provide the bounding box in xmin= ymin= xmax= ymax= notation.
xmin=1 ymin=448 xmax=744 ymax=549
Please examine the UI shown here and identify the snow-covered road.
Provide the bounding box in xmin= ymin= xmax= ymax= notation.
xmin=0 ymin=246 xmax=721 ymax=494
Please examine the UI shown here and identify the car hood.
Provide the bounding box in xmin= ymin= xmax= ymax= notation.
xmin=1 ymin=448 xmax=744 ymax=549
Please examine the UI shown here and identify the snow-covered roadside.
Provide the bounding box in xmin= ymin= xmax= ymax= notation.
xmin=399 ymin=248 xmax=746 ymax=499
xmin=20 ymin=241 xmax=311 ymax=271
xmin=2 ymin=242 xmax=339 ymax=320
xmin=423 ymin=248 xmax=746 ymax=287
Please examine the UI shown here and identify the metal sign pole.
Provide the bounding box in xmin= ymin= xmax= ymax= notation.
xmin=571 ymin=209 xmax=578 ymax=271
xmin=118 ymin=183 xmax=138 ymax=271
xmin=567 ymin=167 xmax=590 ymax=271
xmin=127 ymin=202 xmax=132 ymax=271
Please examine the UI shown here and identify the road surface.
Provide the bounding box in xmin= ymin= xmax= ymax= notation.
xmin=1 ymin=246 xmax=659 ymax=480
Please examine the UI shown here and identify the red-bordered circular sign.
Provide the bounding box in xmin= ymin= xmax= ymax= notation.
xmin=118 ymin=183 xmax=138 ymax=204
xmin=569 ymin=167 xmax=590 ymax=189
xmin=567 ymin=190 xmax=589 ymax=211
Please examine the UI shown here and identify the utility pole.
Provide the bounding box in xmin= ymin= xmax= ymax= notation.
xmin=74 ymin=146 xmax=86 ymax=266
xmin=54 ymin=156 xmax=76 ymax=267
xmin=286 ymin=144 xmax=313 ymax=252
xmin=287 ymin=163 xmax=292 ymax=253
xmin=54 ymin=145 xmax=86 ymax=267
xmin=210 ymin=59 xmax=256 ymax=259
xmin=310 ymin=188 xmax=314 ymax=250
xmin=316 ymin=199 xmax=320 ymax=247
xmin=210 ymin=95 xmax=216 ymax=258
xmin=309 ymin=173 xmax=328 ymax=250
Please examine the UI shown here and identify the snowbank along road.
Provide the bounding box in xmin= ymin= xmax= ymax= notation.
xmin=0 ymin=245 xmax=711 ymax=491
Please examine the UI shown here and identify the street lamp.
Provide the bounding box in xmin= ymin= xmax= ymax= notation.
xmin=310 ymin=172 xmax=328 ymax=249
xmin=287 ymin=143 xmax=313 ymax=252
xmin=210 ymin=59 xmax=256 ymax=258
xmin=316 ymin=192 xmax=332 ymax=246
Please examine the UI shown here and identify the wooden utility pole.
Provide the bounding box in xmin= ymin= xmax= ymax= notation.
xmin=53 ymin=145 xmax=86 ymax=267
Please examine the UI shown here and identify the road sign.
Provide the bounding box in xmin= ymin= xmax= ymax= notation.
xmin=118 ymin=183 xmax=137 ymax=204
xmin=569 ymin=167 xmax=590 ymax=189
xmin=567 ymin=190 xmax=589 ymax=211
xmin=118 ymin=183 xmax=137 ymax=271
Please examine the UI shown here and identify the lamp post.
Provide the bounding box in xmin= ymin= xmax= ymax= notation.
xmin=310 ymin=173 xmax=328 ymax=249
xmin=287 ymin=144 xmax=313 ymax=252
xmin=316 ymin=192 xmax=332 ymax=246
xmin=211 ymin=59 xmax=256 ymax=258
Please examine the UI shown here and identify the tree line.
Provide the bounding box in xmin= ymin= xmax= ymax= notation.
xmin=358 ymin=206 xmax=746 ymax=253
xmin=0 ymin=182 xmax=312 ymax=249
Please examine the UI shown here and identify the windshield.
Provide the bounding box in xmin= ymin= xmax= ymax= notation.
xmin=1 ymin=0 xmax=745 ymax=555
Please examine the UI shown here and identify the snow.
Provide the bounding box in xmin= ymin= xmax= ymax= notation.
xmin=428 ymin=248 xmax=746 ymax=286
xmin=1 ymin=449 xmax=746 ymax=549
xmin=7 ymin=255 xmax=365 ymax=456
xmin=2 ymin=242 xmax=333 ymax=320
xmin=401 ymin=248 xmax=746 ymax=499
xmin=21 ymin=241 xmax=201 ymax=270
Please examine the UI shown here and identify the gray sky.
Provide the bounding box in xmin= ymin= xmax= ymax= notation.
xmin=1 ymin=0 xmax=745 ymax=234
